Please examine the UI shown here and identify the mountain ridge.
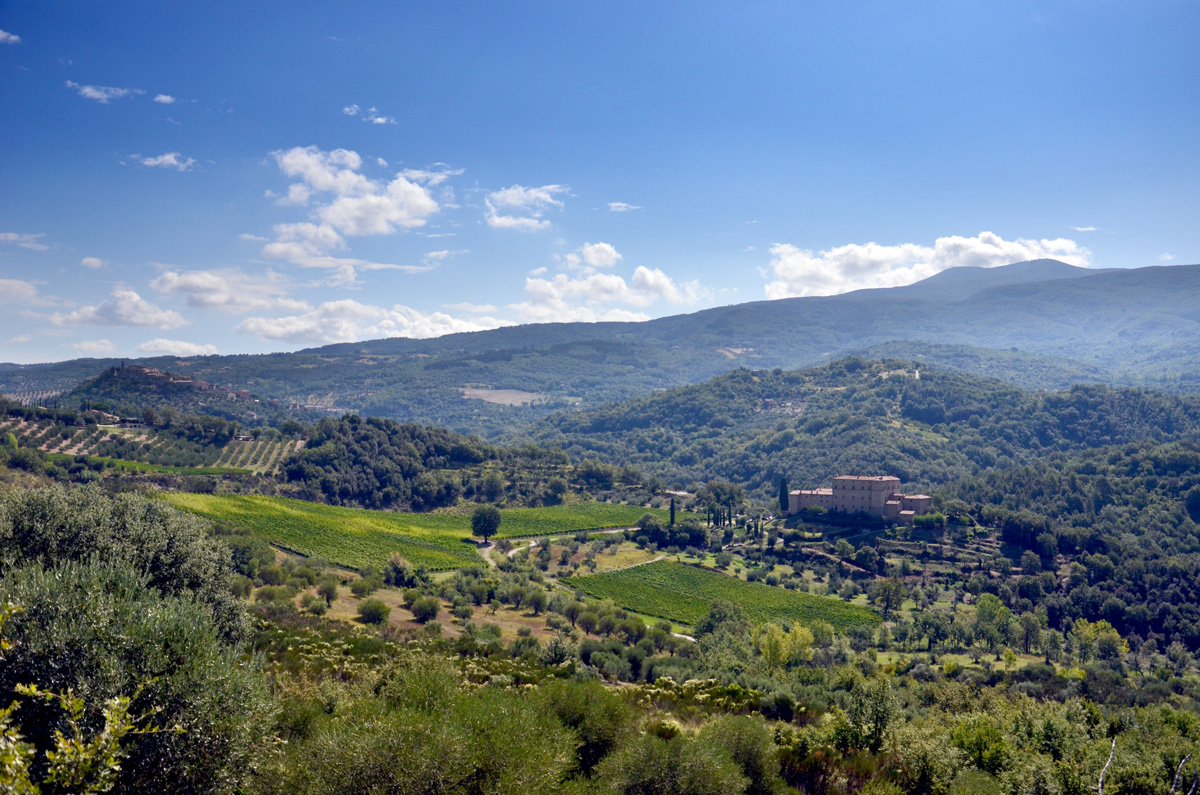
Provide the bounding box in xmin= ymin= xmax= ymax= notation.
xmin=4 ymin=260 xmax=1198 ymax=436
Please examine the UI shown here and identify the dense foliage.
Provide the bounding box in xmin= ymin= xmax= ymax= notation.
xmin=525 ymin=359 xmax=1200 ymax=500
xmin=940 ymin=439 xmax=1200 ymax=651
xmin=0 ymin=486 xmax=272 ymax=794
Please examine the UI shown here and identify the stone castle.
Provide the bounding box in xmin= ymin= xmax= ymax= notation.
xmin=789 ymin=475 xmax=931 ymax=524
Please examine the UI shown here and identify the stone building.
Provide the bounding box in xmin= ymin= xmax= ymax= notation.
xmin=789 ymin=475 xmax=932 ymax=524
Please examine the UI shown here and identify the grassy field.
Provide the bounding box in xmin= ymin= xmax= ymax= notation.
xmin=488 ymin=502 xmax=679 ymax=538
xmin=162 ymin=493 xmax=677 ymax=571
xmin=163 ymin=493 xmax=483 ymax=571
xmin=564 ymin=560 xmax=880 ymax=632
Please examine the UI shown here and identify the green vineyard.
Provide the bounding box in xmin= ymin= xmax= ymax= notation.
xmin=162 ymin=493 xmax=483 ymax=571
xmin=565 ymin=560 xmax=881 ymax=632
xmin=162 ymin=493 xmax=677 ymax=571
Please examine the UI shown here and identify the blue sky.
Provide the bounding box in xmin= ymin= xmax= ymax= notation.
xmin=1 ymin=1 xmax=1197 ymax=363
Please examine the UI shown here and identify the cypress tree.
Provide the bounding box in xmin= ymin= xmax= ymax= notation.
xmin=669 ymin=496 xmax=676 ymax=526
xmin=778 ymin=476 xmax=789 ymax=515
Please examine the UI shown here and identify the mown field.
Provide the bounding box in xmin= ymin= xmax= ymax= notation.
xmin=564 ymin=560 xmax=880 ymax=632
xmin=163 ymin=493 xmax=677 ymax=571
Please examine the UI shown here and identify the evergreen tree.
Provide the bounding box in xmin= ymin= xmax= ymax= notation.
xmin=669 ymin=496 xmax=676 ymax=526
xmin=778 ymin=476 xmax=789 ymax=515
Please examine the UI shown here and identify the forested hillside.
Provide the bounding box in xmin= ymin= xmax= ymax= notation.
xmin=941 ymin=440 xmax=1200 ymax=650
xmin=525 ymin=358 xmax=1200 ymax=498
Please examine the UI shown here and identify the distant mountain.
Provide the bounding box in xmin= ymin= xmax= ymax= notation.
xmin=3 ymin=259 xmax=1198 ymax=436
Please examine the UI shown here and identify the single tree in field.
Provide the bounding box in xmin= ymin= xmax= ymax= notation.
xmin=876 ymin=577 xmax=906 ymax=618
xmin=778 ymin=476 xmax=789 ymax=515
xmin=669 ymin=496 xmax=676 ymax=527
xmin=472 ymin=504 xmax=502 ymax=541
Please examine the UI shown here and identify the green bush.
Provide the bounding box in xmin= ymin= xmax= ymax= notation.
xmin=411 ymin=596 xmax=440 ymax=623
xmin=358 ymin=598 xmax=391 ymax=625
xmin=0 ymin=559 xmax=273 ymax=795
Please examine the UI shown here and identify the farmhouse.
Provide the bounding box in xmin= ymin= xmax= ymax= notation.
xmin=789 ymin=475 xmax=931 ymax=524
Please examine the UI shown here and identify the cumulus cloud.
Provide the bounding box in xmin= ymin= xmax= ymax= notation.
xmin=0 ymin=279 xmax=39 ymax=305
xmin=52 ymin=289 xmax=186 ymax=329
xmin=607 ymin=202 xmax=641 ymax=212
xmin=1160 ymin=253 xmax=1175 ymax=262
xmin=1 ymin=232 xmax=48 ymax=251
xmin=509 ymin=266 xmax=707 ymax=323
xmin=485 ymin=184 xmax=566 ymax=231
xmin=568 ymin=242 xmax=622 ymax=269
xmin=74 ymin=339 xmax=114 ymax=355
xmin=258 ymin=146 xmax=443 ymax=282
xmin=137 ymin=338 xmax=218 ymax=356
xmin=150 ymin=268 xmax=309 ymax=314
xmin=153 ymin=94 xmax=176 ymax=104
xmin=763 ymin=231 xmax=1093 ymax=299
xmin=80 ymin=257 xmax=104 ymax=269
xmin=127 ymin=152 xmax=196 ymax=171
xmin=65 ymin=80 xmax=143 ymax=103
xmin=0 ymin=30 xmax=20 ymax=44
xmin=236 ymin=300 xmax=510 ymax=344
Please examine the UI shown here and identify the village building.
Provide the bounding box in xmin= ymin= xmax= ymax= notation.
xmin=789 ymin=475 xmax=932 ymax=524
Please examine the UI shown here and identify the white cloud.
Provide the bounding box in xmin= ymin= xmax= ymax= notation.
xmin=423 ymin=249 xmax=469 ymax=264
xmin=400 ymin=166 xmax=463 ymax=186
xmin=74 ymin=339 xmax=115 ymax=355
xmin=341 ymin=103 xmax=395 ymax=124
xmin=10 ymin=335 xmax=32 ymax=343
xmin=150 ymin=268 xmax=309 ymax=314
xmin=0 ymin=30 xmax=20 ymax=44
xmin=276 ymin=183 xmax=311 ymax=205
xmin=580 ymin=242 xmax=622 ymax=268
xmin=0 ymin=232 xmax=48 ymax=251
xmin=261 ymin=146 xmax=441 ymax=282
xmin=607 ymin=201 xmax=641 ymax=213
xmin=1160 ymin=253 xmax=1175 ymax=262
xmin=80 ymin=257 xmax=104 ymax=269
xmin=510 ymin=266 xmax=707 ymax=323
xmin=238 ymin=233 xmax=267 ymax=242
xmin=52 ymin=289 xmax=186 ymax=329
xmin=153 ymin=94 xmax=176 ymax=104
xmin=763 ymin=231 xmax=1093 ymax=299
xmin=137 ymin=338 xmax=218 ymax=356
xmin=65 ymin=80 xmax=143 ymax=103
xmin=485 ymin=184 xmax=566 ymax=231
xmin=486 ymin=213 xmax=551 ymax=232
xmin=128 ymin=152 xmax=196 ymax=171
xmin=0 ymin=279 xmax=39 ymax=305
xmin=1072 ymin=226 xmax=1098 ymax=232
xmin=236 ymin=300 xmax=510 ymax=344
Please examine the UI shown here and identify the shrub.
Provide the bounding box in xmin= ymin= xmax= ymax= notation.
xmin=349 ymin=578 xmax=379 ymax=598
xmin=0 ymin=559 xmax=273 ymax=794
xmin=358 ymin=598 xmax=391 ymax=625
xmin=411 ymin=596 xmax=440 ymax=623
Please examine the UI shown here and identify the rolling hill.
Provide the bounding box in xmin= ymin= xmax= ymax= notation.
xmin=4 ymin=259 xmax=1199 ymax=437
